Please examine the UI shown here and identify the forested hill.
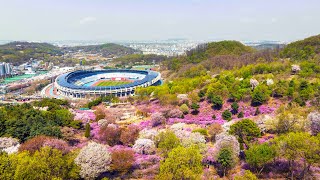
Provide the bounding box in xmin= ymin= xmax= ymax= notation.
xmin=0 ymin=42 xmax=63 ymax=65
xmin=62 ymin=43 xmax=141 ymax=58
xmin=281 ymin=34 xmax=320 ymax=60
xmin=186 ymin=41 xmax=254 ymax=63
xmin=164 ymin=41 xmax=276 ymax=77
xmin=0 ymin=42 xmax=141 ymax=65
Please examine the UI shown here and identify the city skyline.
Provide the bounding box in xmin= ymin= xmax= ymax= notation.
xmin=1 ymin=0 xmax=320 ymax=42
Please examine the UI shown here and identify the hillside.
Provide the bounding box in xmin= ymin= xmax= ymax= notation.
xmin=63 ymin=43 xmax=141 ymax=58
xmin=0 ymin=35 xmax=320 ymax=180
xmin=186 ymin=40 xmax=254 ymax=63
xmin=164 ymin=41 xmax=276 ymax=78
xmin=281 ymin=34 xmax=320 ymax=60
xmin=0 ymin=42 xmax=63 ymax=65
xmin=112 ymin=54 xmax=167 ymax=68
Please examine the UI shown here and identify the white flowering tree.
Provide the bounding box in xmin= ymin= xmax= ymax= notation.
xmin=266 ymin=79 xmax=274 ymax=86
xmin=75 ymin=142 xmax=111 ymax=179
xmin=133 ymin=138 xmax=156 ymax=154
xmin=250 ymin=79 xmax=259 ymax=89
xmin=0 ymin=137 xmax=20 ymax=154
xmin=151 ymin=112 xmax=166 ymax=127
xmin=291 ymin=64 xmax=301 ymax=74
xmin=170 ymin=123 xmax=186 ymax=132
xmin=139 ymin=129 xmax=159 ymax=140
xmin=181 ymin=132 xmax=206 ymax=150
xmin=308 ymin=111 xmax=320 ymax=135
xmin=214 ymin=132 xmax=240 ymax=158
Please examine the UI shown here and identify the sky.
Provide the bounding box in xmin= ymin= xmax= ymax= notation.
xmin=0 ymin=0 xmax=320 ymax=42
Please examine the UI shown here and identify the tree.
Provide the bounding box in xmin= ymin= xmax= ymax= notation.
xmin=151 ymin=112 xmax=166 ymax=127
xmin=19 ymin=135 xmax=69 ymax=154
xmin=308 ymin=111 xmax=320 ymax=135
xmin=251 ymin=91 xmax=266 ymax=106
xmin=157 ymin=146 xmax=203 ymax=180
xmin=229 ymin=119 xmax=261 ymax=147
xmin=84 ymin=123 xmax=91 ymax=138
xmin=237 ymin=111 xmax=244 ymax=118
xmin=273 ymin=132 xmax=320 ymax=179
xmin=111 ymin=148 xmax=135 ymax=173
xmin=98 ymin=125 xmax=121 ymax=146
xmin=251 ymin=85 xmax=270 ymax=106
xmin=254 ymin=107 xmax=260 ymax=116
xmin=245 ymin=143 xmax=276 ymax=174
xmin=179 ymin=104 xmax=189 ymax=114
xmin=211 ymin=95 xmax=223 ymax=110
xmin=192 ymin=128 xmax=208 ymax=136
xmin=231 ymin=102 xmax=239 ymax=114
xmin=207 ymin=123 xmax=223 ymax=142
xmin=0 ymin=108 xmax=7 ymax=136
xmin=234 ymin=170 xmax=258 ymax=180
xmin=271 ymin=107 xmax=309 ymax=134
xmin=54 ymin=109 xmax=74 ymax=126
xmin=181 ymin=132 xmax=206 ymax=150
xmin=198 ymin=90 xmax=206 ymax=99
xmin=217 ymin=148 xmax=234 ymax=177
xmin=133 ymin=139 xmax=155 ymax=155
xmin=191 ymin=103 xmax=200 ymax=114
xmin=120 ymin=125 xmax=140 ymax=146
xmin=0 ymin=147 xmax=79 ymax=180
xmin=222 ymin=110 xmax=232 ymax=121
xmin=75 ymin=142 xmax=111 ymax=179
xmin=155 ymin=130 xmax=181 ymax=157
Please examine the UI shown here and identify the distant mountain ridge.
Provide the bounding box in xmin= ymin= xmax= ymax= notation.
xmin=0 ymin=42 xmax=140 ymax=65
xmin=62 ymin=43 xmax=141 ymax=58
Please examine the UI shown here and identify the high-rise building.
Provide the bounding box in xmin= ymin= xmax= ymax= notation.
xmin=0 ymin=62 xmax=13 ymax=77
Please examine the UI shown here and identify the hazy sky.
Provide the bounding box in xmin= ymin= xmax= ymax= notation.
xmin=1 ymin=0 xmax=320 ymax=42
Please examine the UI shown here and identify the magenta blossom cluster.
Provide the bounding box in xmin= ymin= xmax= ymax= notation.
xmin=257 ymin=134 xmax=275 ymax=144
xmin=108 ymin=145 xmax=133 ymax=152
xmin=90 ymin=122 xmax=101 ymax=140
xmin=202 ymin=147 xmax=216 ymax=165
xmin=134 ymin=153 xmax=161 ymax=168
xmin=137 ymin=120 xmax=152 ymax=129
xmin=74 ymin=110 xmax=96 ymax=123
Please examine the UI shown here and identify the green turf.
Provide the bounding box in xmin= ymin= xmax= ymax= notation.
xmin=96 ymin=81 xmax=131 ymax=86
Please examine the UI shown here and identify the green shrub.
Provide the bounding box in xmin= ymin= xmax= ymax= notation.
xmin=192 ymin=128 xmax=208 ymax=136
xmin=222 ymin=110 xmax=232 ymax=121
xmin=211 ymin=95 xmax=223 ymax=110
xmin=180 ymin=104 xmax=189 ymax=114
xmin=237 ymin=111 xmax=244 ymax=118
xmin=85 ymin=123 xmax=91 ymax=138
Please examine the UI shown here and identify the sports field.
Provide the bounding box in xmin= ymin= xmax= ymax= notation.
xmin=94 ymin=80 xmax=131 ymax=87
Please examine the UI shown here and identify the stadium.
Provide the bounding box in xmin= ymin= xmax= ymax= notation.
xmin=54 ymin=69 xmax=161 ymax=98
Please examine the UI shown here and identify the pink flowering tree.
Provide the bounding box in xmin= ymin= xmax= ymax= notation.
xmin=151 ymin=112 xmax=166 ymax=127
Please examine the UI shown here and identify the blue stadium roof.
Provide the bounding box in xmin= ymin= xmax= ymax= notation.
xmin=56 ymin=69 xmax=160 ymax=90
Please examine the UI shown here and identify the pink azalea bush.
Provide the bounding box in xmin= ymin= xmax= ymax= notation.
xmin=74 ymin=110 xmax=96 ymax=123
xmin=151 ymin=112 xmax=166 ymax=127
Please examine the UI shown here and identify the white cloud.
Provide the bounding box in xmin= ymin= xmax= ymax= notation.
xmin=79 ymin=17 xmax=97 ymax=25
